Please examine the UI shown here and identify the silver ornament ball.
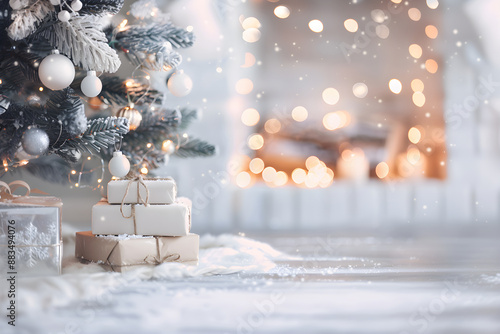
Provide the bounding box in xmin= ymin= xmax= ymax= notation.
xmin=22 ymin=128 xmax=50 ymax=156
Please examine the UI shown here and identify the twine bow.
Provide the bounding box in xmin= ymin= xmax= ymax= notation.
xmin=119 ymin=175 xmax=150 ymax=234
xmin=0 ymin=180 xmax=48 ymax=200
xmin=144 ymin=237 xmax=181 ymax=264
xmin=105 ymin=236 xmax=181 ymax=270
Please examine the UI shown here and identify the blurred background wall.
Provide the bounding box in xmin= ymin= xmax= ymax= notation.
xmin=5 ymin=0 xmax=500 ymax=233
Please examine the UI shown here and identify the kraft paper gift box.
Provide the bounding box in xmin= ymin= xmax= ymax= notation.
xmin=107 ymin=178 xmax=177 ymax=204
xmin=92 ymin=197 xmax=191 ymax=236
xmin=75 ymin=231 xmax=199 ymax=272
xmin=0 ymin=182 xmax=63 ymax=276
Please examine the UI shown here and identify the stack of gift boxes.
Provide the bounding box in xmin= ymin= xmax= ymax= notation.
xmin=75 ymin=177 xmax=199 ymax=272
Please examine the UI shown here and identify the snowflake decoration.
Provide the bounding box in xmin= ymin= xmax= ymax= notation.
xmin=16 ymin=222 xmax=55 ymax=267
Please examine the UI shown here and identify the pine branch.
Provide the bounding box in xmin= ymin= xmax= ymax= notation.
xmin=176 ymin=138 xmax=216 ymax=158
xmin=0 ymin=49 xmax=43 ymax=93
xmin=79 ymin=0 xmax=124 ymax=16
xmin=13 ymin=155 xmax=74 ymax=184
xmin=98 ymin=76 xmax=163 ymax=106
xmin=54 ymin=116 xmax=129 ymax=162
xmin=45 ymin=90 xmax=87 ymax=138
xmin=8 ymin=0 xmax=55 ymax=40
xmin=122 ymin=47 xmax=182 ymax=71
xmin=35 ymin=15 xmax=121 ymax=72
xmin=115 ymin=23 xmax=195 ymax=50
xmin=179 ymin=108 xmax=200 ymax=130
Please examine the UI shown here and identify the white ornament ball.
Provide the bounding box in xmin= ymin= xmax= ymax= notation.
xmin=167 ymin=70 xmax=193 ymax=97
xmin=58 ymin=10 xmax=71 ymax=22
xmin=22 ymin=128 xmax=50 ymax=156
xmin=49 ymin=0 xmax=60 ymax=5
xmin=9 ymin=0 xmax=24 ymax=10
xmin=71 ymin=0 xmax=83 ymax=11
xmin=81 ymin=71 xmax=102 ymax=97
xmin=108 ymin=151 xmax=130 ymax=178
xmin=38 ymin=51 xmax=75 ymax=90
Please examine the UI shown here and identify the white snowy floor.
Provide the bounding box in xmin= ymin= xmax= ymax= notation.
xmin=2 ymin=226 xmax=500 ymax=334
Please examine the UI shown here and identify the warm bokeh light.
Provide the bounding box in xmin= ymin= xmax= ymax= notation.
xmin=242 ymin=28 xmax=261 ymax=43
xmin=408 ymin=8 xmax=421 ymax=21
xmin=305 ymin=156 xmax=321 ymax=170
xmin=371 ymin=9 xmax=385 ymax=23
xmin=249 ymin=158 xmax=265 ymax=174
xmin=344 ymin=19 xmax=358 ymax=33
xmin=375 ymin=25 xmax=390 ymax=39
xmin=241 ymin=108 xmax=260 ymax=126
xmin=274 ymin=6 xmax=290 ymax=19
xmin=274 ymin=171 xmax=288 ymax=186
xmin=322 ymin=87 xmax=340 ymax=105
xmin=235 ymin=78 xmax=254 ymax=94
xmin=375 ymin=162 xmax=390 ymax=179
xmin=292 ymin=106 xmax=308 ymax=122
xmin=426 ymin=0 xmax=439 ymax=9
xmin=264 ymin=118 xmax=281 ymax=134
xmin=308 ymin=19 xmax=324 ymax=33
xmin=323 ymin=111 xmax=350 ymax=131
xmin=248 ymin=134 xmax=264 ymax=150
xmin=236 ymin=171 xmax=251 ymax=188
xmin=425 ymin=25 xmax=438 ymax=39
xmin=241 ymin=52 xmax=256 ymax=68
xmin=425 ymin=59 xmax=438 ymax=73
xmin=411 ymin=79 xmax=424 ymax=92
xmin=409 ymin=44 xmax=423 ymax=59
xmin=292 ymin=168 xmax=307 ymax=184
xmin=262 ymin=167 xmax=277 ymax=182
xmin=242 ymin=17 xmax=261 ymax=29
xmin=389 ymin=79 xmax=402 ymax=94
xmin=352 ymin=82 xmax=368 ymax=98
xmin=412 ymin=92 xmax=426 ymax=107
xmin=407 ymin=147 xmax=421 ymax=165
xmin=305 ymin=173 xmax=320 ymax=188
xmin=391 ymin=0 xmax=402 ymax=3
xmin=408 ymin=127 xmax=422 ymax=144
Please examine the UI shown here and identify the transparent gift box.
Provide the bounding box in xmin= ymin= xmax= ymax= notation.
xmin=0 ymin=201 xmax=62 ymax=276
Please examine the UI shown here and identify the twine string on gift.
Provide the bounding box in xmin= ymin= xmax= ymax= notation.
xmin=0 ymin=180 xmax=49 ymax=200
xmin=119 ymin=175 xmax=150 ymax=234
xmin=105 ymin=237 xmax=181 ymax=269
xmin=145 ymin=237 xmax=181 ymax=265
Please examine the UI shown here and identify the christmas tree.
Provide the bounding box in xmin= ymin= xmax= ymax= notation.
xmin=0 ymin=0 xmax=215 ymax=186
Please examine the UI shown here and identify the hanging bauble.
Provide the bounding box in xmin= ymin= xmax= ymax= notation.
xmin=58 ymin=10 xmax=71 ymax=22
xmin=22 ymin=127 xmax=50 ymax=156
xmin=9 ymin=0 xmax=28 ymax=10
xmin=49 ymin=0 xmax=60 ymax=5
xmin=116 ymin=106 xmax=142 ymax=131
xmin=161 ymin=139 xmax=176 ymax=155
xmin=38 ymin=50 xmax=75 ymax=90
xmin=71 ymin=0 xmax=82 ymax=11
xmin=81 ymin=71 xmax=102 ymax=97
xmin=108 ymin=151 xmax=130 ymax=178
xmin=167 ymin=70 xmax=193 ymax=97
